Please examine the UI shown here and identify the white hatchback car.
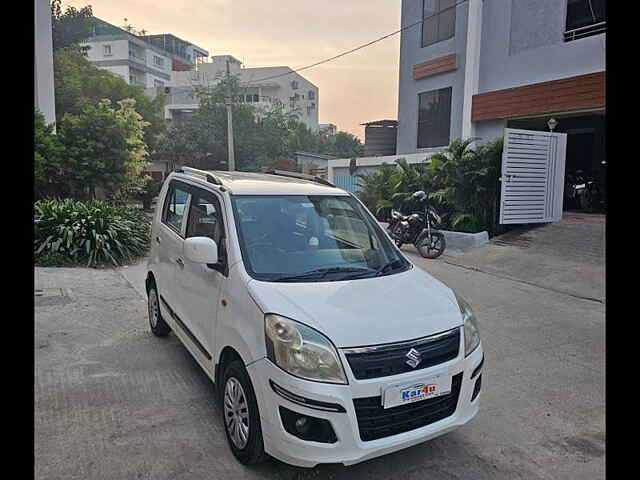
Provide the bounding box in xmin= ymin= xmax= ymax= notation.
xmin=146 ymin=167 xmax=483 ymax=467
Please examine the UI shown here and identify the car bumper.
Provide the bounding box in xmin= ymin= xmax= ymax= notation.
xmin=246 ymin=342 xmax=483 ymax=468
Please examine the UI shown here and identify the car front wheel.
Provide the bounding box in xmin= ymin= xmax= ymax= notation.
xmin=221 ymin=360 xmax=269 ymax=465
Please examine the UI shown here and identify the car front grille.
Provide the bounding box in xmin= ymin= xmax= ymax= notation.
xmin=343 ymin=328 xmax=460 ymax=380
xmin=352 ymin=372 xmax=463 ymax=441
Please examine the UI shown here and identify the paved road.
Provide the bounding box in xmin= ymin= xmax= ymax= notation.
xmin=35 ymin=226 xmax=605 ymax=479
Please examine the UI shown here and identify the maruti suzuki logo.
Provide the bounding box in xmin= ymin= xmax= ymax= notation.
xmin=406 ymin=348 xmax=422 ymax=368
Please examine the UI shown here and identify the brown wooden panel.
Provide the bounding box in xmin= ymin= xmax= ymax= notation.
xmin=472 ymin=72 xmax=605 ymax=121
xmin=413 ymin=54 xmax=457 ymax=80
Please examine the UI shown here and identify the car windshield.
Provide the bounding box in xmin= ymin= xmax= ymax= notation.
xmin=231 ymin=195 xmax=411 ymax=282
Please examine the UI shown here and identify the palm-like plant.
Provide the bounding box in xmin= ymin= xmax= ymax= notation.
xmin=356 ymin=163 xmax=397 ymax=219
xmin=428 ymin=138 xmax=502 ymax=233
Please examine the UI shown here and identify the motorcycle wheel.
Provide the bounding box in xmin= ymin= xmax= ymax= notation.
xmin=388 ymin=225 xmax=403 ymax=248
xmin=416 ymin=232 xmax=446 ymax=259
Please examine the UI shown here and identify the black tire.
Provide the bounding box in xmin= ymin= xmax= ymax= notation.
xmin=148 ymin=282 xmax=171 ymax=337
xmin=416 ymin=232 xmax=446 ymax=259
xmin=220 ymin=360 xmax=269 ymax=465
xmin=388 ymin=224 xmax=403 ymax=248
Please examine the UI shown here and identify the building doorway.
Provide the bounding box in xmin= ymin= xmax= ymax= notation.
xmin=508 ymin=110 xmax=605 ymax=213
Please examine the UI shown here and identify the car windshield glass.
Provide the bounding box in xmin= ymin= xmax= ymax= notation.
xmin=231 ymin=195 xmax=410 ymax=282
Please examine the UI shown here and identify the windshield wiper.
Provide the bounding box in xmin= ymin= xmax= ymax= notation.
xmin=375 ymin=259 xmax=406 ymax=276
xmin=338 ymin=259 xmax=407 ymax=280
xmin=271 ymin=266 xmax=374 ymax=282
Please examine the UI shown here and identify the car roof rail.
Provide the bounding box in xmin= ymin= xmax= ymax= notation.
xmin=264 ymin=169 xmax=336 ymax=188
xmin=174 ymin=167 xmax=223 ymax=186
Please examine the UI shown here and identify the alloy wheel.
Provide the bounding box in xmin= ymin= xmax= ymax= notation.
xmin=148 ymin=289 xmax=159 ymax=328
xmin=224 ymin=377 xmax=250 ymax=449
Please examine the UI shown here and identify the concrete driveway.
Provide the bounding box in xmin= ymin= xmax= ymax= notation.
xmin=35 ymin=220 xmax=604 ymax=479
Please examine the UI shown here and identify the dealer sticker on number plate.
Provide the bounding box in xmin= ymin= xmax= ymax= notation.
xmin=382 ymin=373 xmax=452 ymax=409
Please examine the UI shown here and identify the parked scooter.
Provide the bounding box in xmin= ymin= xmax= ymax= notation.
xmin=387 ymin=191 xmax=446 ymax=259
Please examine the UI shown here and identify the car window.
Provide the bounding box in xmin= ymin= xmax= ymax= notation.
xmin=163 ymin=183 xmax=190 ymax=234
xmin=186 ymin=189 xmax=227 ymax=264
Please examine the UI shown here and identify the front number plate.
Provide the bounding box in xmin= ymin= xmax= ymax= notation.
xmin=382 ymin=373 xmax=452 ymax=409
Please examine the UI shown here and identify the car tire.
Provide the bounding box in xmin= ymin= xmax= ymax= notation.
xmin=148 ymin=283 xmax=171 ymax=337
xmin=220 ymin=360 xmax=269 ymax=465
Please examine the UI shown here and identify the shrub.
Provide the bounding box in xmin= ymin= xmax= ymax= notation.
xmin=34 ymin=199 xmax=151 ymax=267
xmin=354 ymin=138 xmax=504 ymax=235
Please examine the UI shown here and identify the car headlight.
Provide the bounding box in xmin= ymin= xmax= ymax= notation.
xmin=265 ymin=314 xmax=347 ymax=384
xmin=456 ymin=294 xmax=480 ymax=356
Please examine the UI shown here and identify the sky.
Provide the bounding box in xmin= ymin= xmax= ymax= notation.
xmin=66 ymin=0 xmax=402 ymax=140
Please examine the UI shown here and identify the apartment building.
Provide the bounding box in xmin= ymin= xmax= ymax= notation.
xmin=331 ymin=0 xmax=605 ymax=212
xmin=319 ymin=123 xmax=337 ymax=136
xmin=141 ymin=33 xmax=209 ymax=71
xmin=154 ymin=54 xmax=319 ymax=131
xmin=80 ymin=18 xmax=208 ymax=88
xmin=397 ymin=0 xmax=605 ymax=181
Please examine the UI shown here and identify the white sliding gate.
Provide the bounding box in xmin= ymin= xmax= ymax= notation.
xmin=499 ymin=128 xmax=567 ymax=224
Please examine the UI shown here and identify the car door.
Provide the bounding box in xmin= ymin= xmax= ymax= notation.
xmin=178 ymin=186 xmax=228 ymax=362
xmin=156 ymin=181 xmax=191 ymax=319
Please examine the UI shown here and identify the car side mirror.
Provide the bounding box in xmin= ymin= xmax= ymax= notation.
xmin=184 ymin=237 xmax=218 ymax=264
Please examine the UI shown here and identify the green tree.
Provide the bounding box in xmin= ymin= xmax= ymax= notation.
xmin=157 ymin=76 xmax=309 ymax=172
xmin=57 ymin=98 xmax=150 ymax=201
xmin=54 ymin=48 xmax=165 ymax=152
xmin=319 ymin=131 xmax=365 ymax=158
xmin=50 ymin=0 xmax=94 ymax=51
xmin=35 ymin=110 xmax=67 ymax=200
xmin=356 ymin=163 xmax=398 ymax=218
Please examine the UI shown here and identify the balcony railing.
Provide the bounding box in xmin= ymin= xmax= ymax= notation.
xmin=129 ymin=51 xmax=146 ymax=64
xmin=564 ymin=21 xmax=606 ymax=42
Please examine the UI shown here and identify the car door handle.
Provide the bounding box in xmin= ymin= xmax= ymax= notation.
xmin=176 ymin=257 xmax=184 ymax=268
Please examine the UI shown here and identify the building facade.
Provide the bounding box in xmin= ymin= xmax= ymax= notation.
xmin=156 ymin=55 xmax=320 ymax=131
xmin=80 ymin=19 xmax=208 ymax=88
xmin=319 ymin=123 xmax=337 ymax=136
xmin=397 ymin=0 xmax=605 ymax=181
xmin=34 ymin=0 xmax=56 ymax=126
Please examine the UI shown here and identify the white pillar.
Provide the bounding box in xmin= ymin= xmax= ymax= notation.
xmin=461 ymin=0 xmax=483 ymax=141
xmin=34 ymin=0 xmax=56 ymax=129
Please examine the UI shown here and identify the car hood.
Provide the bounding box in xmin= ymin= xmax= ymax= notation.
xmin=246 ymin=266 xmax=462 ymax=348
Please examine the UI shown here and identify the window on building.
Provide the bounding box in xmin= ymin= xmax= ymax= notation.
xmin=565 ymin=0 xmax=606 ymax=41
xmin=308 ymin=90 xmax=315 ymax=100
xmin=417 ymin=87 xmax=452 ymax=149
xmin=153 ymin=55 xmax=165 ymax=67
xmin=421 ymin=0 xmax=456 ymax=47
xmin=80 ymin=46 xmax=90 ymax=57
xmin=103 ymin=44 xmax=112 ymax=56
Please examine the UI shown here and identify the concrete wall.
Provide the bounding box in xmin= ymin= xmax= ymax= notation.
xmin=84 ymin=38 xmax=129 ymax=62
xmin=101 ymin=65 xmax=129 ymax=82
xmin=479 ymin=0 xmax=606 ymax=93
xmin=34 ymin=0 xmax=56 ymax=126
xmin=396 ymin=0 xmax=469 ymax=155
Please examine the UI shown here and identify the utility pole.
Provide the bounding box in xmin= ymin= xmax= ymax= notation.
xmin=225 ymin=59 xmax=236 ymax=171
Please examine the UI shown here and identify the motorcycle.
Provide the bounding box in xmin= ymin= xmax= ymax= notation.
xmin=387 ymin=191 xmax=446 ymax=259
xmin=564 ymin=170 xmax=606 ymax=212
